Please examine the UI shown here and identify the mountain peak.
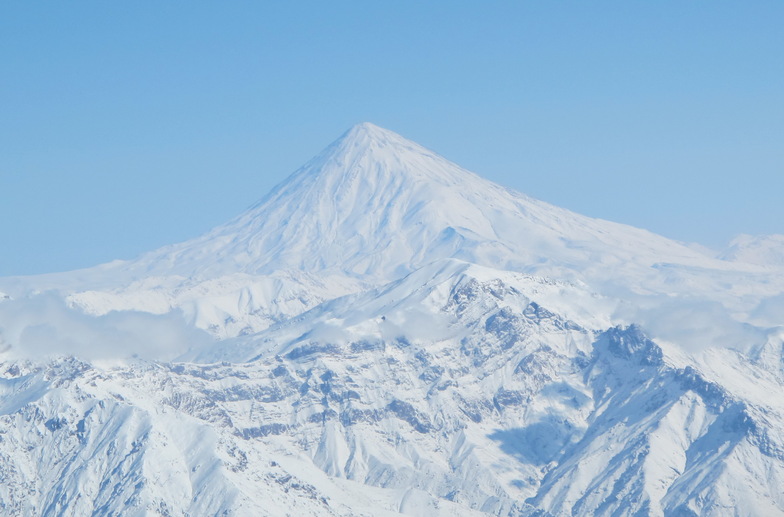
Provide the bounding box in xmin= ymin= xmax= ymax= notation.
xmin=341 ymin=122 xmax=411 ymax=144
xmin=303 ymin=122 xmax=476 ymax=191
xmin=343 ymin=121 xmax=391 ymax=140
xmin=320 ymin=122 xmax=433 ymax=168
xmin=121 ymin=123 xmax=716 ymax=286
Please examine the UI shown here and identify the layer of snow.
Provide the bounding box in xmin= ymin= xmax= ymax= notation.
xmin=0 ymin=123 xmax=783 ymax=516
xmin=2 ymin=123 xmax=781 ymax=338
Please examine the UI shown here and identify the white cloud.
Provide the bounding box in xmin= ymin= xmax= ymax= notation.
xmin=749 ymin=294 xmax=784 ymax=328
xmin=613 ymin=294 xmax=767 ymax=353
xmin=0 ymin=292 xmax=213 ymax=361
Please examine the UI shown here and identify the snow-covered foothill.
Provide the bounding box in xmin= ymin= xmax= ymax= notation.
xmin=0 ymin=123 xmax=783 ymax=516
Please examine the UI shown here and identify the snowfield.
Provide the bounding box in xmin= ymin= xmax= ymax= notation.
xmin=1 ymin=123 xmax=783 ymax=516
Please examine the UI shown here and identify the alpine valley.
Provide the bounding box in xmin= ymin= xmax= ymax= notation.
xmin=1 ymin=123 xmax=784 ymax=516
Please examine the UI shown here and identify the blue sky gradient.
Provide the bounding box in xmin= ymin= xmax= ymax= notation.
xmin=2 ymin=2 xmax=782 ymax=275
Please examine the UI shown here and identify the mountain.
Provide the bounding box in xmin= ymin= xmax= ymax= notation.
xmin=0 ymin=123 xmax=783 ymax=516
xmin=2 ymin=123 xmax=779 ymax=338
xmin=117 ymin=122 xmax=712 ymax=280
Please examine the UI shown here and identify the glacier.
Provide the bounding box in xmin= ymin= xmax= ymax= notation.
xmin=0 ymin=123 xmax=783 ymax=516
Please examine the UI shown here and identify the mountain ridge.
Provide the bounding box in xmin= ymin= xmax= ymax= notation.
xmin=1 ymin=124 xmax=784 ymax=516
xmin=1 ymin=123 xmax=782 ymax=341
xmin=68 ymin=123 xmax=753 ymax=284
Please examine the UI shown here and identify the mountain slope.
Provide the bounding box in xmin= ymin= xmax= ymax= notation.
xmin=0 ymin=123 xmax=783 ymax=516
xmin=3 ymin=270 xmax=782 ymax=516
xmin=125 ymin=122 xmax=710 ymax=281
xmin=3 ymin=123 xmax=780 ymax=340
xmin=100 ymin=123 xmax=775 ymax=295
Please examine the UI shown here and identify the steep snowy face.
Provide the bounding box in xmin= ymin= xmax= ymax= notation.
xmin=2 ymin=123 xmax=781 ymax=338
xmin=128 ymin=122 xmax=521 ymax=279
xmin=128 ymin=123 xmax=723 ymax=283
xmin=86 ymin=122 xmax=778 ymax=330
xmin=1 ymin=123 xmax=784 ymax=516
xmin=0 ymin=121 xmax=778 ymax=359
xmin=5 ymin=285 xmax=783 ymax=516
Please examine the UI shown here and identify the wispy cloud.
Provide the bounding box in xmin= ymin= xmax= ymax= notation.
xmin=613 ymin=294 xmax=767 ymax=353
xmin=0 ymin=292 xmax=213 ymax=361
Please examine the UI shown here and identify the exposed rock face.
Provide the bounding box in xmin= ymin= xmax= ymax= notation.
xmin=1 ymin=124 xmax=783 ymax=516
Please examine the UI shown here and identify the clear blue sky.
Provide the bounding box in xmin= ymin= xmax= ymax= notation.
xmin=2 ymin=2 xmax=782 ymax=276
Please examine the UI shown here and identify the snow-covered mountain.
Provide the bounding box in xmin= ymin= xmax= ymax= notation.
xmin=3 ymin=123 xmax=779 ymax=338
xmin=1 ymin=123 xmax=783 ymax=516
